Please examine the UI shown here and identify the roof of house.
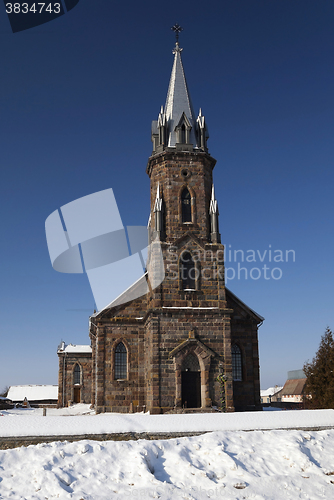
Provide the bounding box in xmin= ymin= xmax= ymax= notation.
xmin=281 ymin=378 xmax=307 ymax=396
xmin=260 ymin=386 xmax=283 ymax=397
xmin=7 ymin=385 xmax=58 ymax=402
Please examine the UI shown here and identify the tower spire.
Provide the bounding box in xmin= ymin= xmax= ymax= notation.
xmin=150 ymin=28 xmax=209 ymax=154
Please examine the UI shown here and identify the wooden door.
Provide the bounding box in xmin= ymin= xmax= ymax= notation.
xmin=73 ymin=387 xmax=81 ymax=404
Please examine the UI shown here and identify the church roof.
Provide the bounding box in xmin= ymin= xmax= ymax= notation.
xmin=164 ymin=43 xmax=197 ymax=148
xmin=90 ymin=273 xmax=148 ymax=318
xmin=57 ymin=342 xmax=92 ymax=354
xmin=226 ymin=288 xmax=264 ymax=324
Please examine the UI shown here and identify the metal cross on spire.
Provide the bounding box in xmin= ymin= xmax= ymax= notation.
xmin=171 ymin=23 xmax=183 ymax=43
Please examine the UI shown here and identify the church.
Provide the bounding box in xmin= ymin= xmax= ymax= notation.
xmin=57 ymin=32 xmax=263 ymax=414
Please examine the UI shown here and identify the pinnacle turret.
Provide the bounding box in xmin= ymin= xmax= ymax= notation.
xmin=209 ymin=184 xmax=221 ymax=243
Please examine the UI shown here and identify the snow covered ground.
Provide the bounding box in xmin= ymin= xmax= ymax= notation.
xmin=1 ymin=406 xmax=334 ymax=438
xmin=1 ymin=429 xmax=334 ymax=499
xmin=1 ymin=407 xmax=334 ymax=499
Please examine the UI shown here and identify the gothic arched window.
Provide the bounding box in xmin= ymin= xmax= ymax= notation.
xmin=180 ymin=252 xmax=196 ymax=290
xmin=73 ymin=364 xmax=81 ymax=385
xmin=181 ymin=188 xmax=192 ymax=223
xmin=232 ymin=345 xmax=242 ymax=381
xmin=115 ymin=342 xmax=127 ymax=380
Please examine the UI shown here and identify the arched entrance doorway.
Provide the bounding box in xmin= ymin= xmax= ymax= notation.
xmin=181 ymin=353 xmax=201 ymax=408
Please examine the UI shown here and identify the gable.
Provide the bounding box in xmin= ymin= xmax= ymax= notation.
xmin=172 ymin=231 xmax=206 ymax=252
xmin=92 ymin=274 xmax=149 ymax=321
xmin=226 ymin=288 xmax=264 ymax=324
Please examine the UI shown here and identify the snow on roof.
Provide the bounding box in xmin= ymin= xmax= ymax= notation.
xmin=260 ymin=386 xmax=283 ymax=397
xmin=57 ymin=342 xmax=92 ymax=354
xmin=7 ymin=385 xmax=58 ymax=402
xmin=64 ymin=344 xmax=92 ymax=354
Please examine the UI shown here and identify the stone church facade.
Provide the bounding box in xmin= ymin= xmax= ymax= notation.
xmin=57 ymin=39 xmax=263 ymax=414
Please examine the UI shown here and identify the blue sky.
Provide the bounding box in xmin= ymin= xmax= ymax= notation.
xmin=0 ymin=0 xmax=333 ymax=392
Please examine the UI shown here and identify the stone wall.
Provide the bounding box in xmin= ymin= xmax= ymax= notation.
xmin=58 ymin=352 xmax=92 ymax=407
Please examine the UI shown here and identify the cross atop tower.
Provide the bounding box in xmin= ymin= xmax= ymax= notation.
xmin=171 ymin=23 xmax=183 ymax=43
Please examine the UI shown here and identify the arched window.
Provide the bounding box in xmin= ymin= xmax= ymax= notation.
xmin=115 ymin=342 xmax=127 ymax=380
xmin=74 ymin=364 xmax=81 ymax=385
xmin=180 ymin=252 xmax=196 ymax=290
xmin=181 ymin=188 xmax=192 ymax=223
xmin=232 ymin=345 xmax=242 ymax=381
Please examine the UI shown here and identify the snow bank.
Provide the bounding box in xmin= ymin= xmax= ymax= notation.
xmin=1 ymin=429 xmax=334 ymax=499
xmin=0 ymin=408 xmax=333 ymax=438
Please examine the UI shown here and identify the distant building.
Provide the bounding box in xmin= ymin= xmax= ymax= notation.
xmin=57 ymin=342 xmax=92 ymax=405
xmin=260 ymin=385 xmax=283 ymax=404
xmin=7 ymin=385 xmax=58 ymax=407
xmin=261 ymin=370 xmax=307 ymax=409
xmin=280 ymin=370 xmax=307 ymax=405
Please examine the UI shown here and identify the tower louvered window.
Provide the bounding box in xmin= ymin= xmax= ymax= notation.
xmin=180 ymin=123 xmax=186 ymax=144
xmin=232 ymin=345 xmax=242 ymax=381
xmin=181 ymin=188 xmax=192 ymax=223
xmin=180 ymin=252 xmax=196 ymax=290
xmin=115 ymin=342 xmax=127 ymax=380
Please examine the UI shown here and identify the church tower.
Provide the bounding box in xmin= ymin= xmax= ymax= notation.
xmin=62 ymin=29 xmax=263 ymax=414
xmin=144 ymin=29 xmax=236 ymax=413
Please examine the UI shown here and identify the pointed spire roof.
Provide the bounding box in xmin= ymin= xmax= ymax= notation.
xmin=163 ymin=43 xmax=197 ymax=148
xmin=150 ymin=30 xmax=210 ymax=155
